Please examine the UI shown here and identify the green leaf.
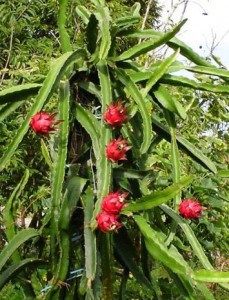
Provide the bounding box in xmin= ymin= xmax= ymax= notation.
xmin=75 ymin=5 xmax=91 ymax=24
xmin=94 ymin=6 xmax=111 ymax=59
xmin=160 ymin=204 xmax=212 ymax=270
xmin=121 ymin=114 xmax=142 ymax=152
xmin=0 ymin=50 xmax=86 ymax=172
xmin=196 ymin=283 xmax=216 ymax=300
xmin=129 ymin=61 xmax=186 ymax=83
xmin=46 ymin=80 xmax=72 ymax=298
xmin=159 ymin=60 xmax=185 ymax=74
xmin=91 ymin=60 xmax=112 ymax=228
xmin=4 ymin=170 xmax=30 ymax=233
xmin=164 ymin=111 xmax=180 ymax=185
xmin=152 ymin=116 xmax=217 ymax=173
xmin=115 ymin=15 xmax=140 ymax=28
xmin=83 ymin=187 xmax=96 ymax=281
xmin=217 ymin=170 xmax=229 ymax=178
xmin=75 ymin=103 xmax=100 ymax=159
xmin=122 ymin=176 xmax=193 ymax=213
xmin=116 ymin=69 xmax=152 ymax=154
xmin=163 ymin=110 xmax=181 ymax=245
xmin=186 ymin=65 xmax=229 ymax=79
xmin=40 ymin=139 xmax=52 ymax=168
xmin=0 ymin=101 xmax=23 ymax=122
xmin=167 ymin=37 xmax=215 ymax=67
xmin=113 ymin=168 xmax=147 ymax=179
xmin=134 ymin=215 xmax=191 ymax=275
xmin=0 ymin=228 xmax=39 ymax=272
xmin=165 ymin=271 xmax=196 ymax=299
xmin=59 ymin=176 xmax=87 ymax=231
xmin=177 ymin=135 xmax=217 ymax=173
xmin=50 ymin=80 xmax=70 ymax=265
xmin=90 ymin=0 xmax=105 ymax=5
xmin=0 ymin=83 xmax=41 ymax=104
xmin=97 ymin=60 xmax=112 ymax=110
xmin=96 ymin=61 xmax=112 ymax=199
xmin=179 ymin=274 xmax=198 ymax=299
xmin=161 ymin=74 xmax=229 ymax=93
xmin=114 ymin=228 xmax=154 ymax=291
xmin=51 ymin=80 xmax=70 ymax=210
xmin=160 ymin=204 xmax=229 ymax=291
xmin=78 ymin=81 xmax=101 ymax=100
xmin=193 ymin=270 xmax=229 ymax=283
xmin=53 ymin=176 xmax=87 ymax=284
xmin=58 ymin=0 xmax=72 ymax=53
xmin=123 ymin=29 xmax=213 ymax=67
xmin=4 ymin=169 xmax=30 ymax=263
xmin=0 ymin=258 xmax=44 ymax=290
xmin=130 ymin=71 xmax=153 ymax=83
xmin=143 ymin=49 xmax=180 ymax=96
xmin=154 ymin=85 xmax=187 ymax=119
xmin=131 ymin=2 xmax=141 ymax=16
xmin=116 ymin=19 xmax=187 ymax=61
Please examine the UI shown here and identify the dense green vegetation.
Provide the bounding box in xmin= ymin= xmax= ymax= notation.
xmin=0 ymin=0 xmax=228 ymax=299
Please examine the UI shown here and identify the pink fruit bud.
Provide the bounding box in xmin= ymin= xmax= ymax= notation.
xmin=103 ymin=102 xmax=128 ymax=127
xmin=179 ymin=199 xmax=203 ymax=219
xmin=106 ymin=137 xmax=131 ymax=162
xmin=101 ymin=191 xmax=128 ymax=214
xmin=96 ymin=211 xmax=122 ymax=232
xmin=30 ymin=111 xmax=62 ymax=136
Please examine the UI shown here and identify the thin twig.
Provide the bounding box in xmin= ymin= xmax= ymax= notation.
xmin=138 ymin=0 xmax=153 ymax=44
xmin=141 ymin=0 xmax=153 ymax=31
xmin=210 ymin=29 xmax=229 ymax=54
xmin=16 ymin=0 xmax=32 ymax=22
xmin=179 ymin=0 xmax=189 ymax=22
xmin=0 ymin=27 xmax=14 ymax=86
xmin=162 ymin=0 xmax=185 ymax=30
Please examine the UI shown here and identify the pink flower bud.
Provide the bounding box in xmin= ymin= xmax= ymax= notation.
xmin=103 ymin=101 xmax=128 ymax=127
xmin=106 ymin=137 xmax=131 ymax=162
xmin=30 ymin=111 xmax=62 ymax=136
xmin=96 ymin=211 xmax=122 ymax=232
xmin=179 ymin=199 xmax=203 ymax=219
xmin=101 ymin=191 xmax=128 ymax=214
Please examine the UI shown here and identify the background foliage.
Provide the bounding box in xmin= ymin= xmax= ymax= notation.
xmin=0 ymin=0 xmax=228 ymax=299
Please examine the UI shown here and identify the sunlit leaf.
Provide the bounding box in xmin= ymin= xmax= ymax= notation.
xmin=161 ymin=74 xmax=229 ymax=93
xmin=193 ymin=270 xmax=229 ymax=283
xmin=134 ymin=215 xmax=192 ymax=275
xmin=122 ymin=176 xmax=193 ymax=213
xmin=0 ymin=229 xmax=39 ymax=272
xmin=83 ymin=187 xmax=96 ymax=281
xmin=0 ymin=83 xmax=41 ymax=104
xmin=117 ymin=19 xmax=187 ymax=61
xmin=75 ymin=103 xmax=100 ymax=159
xmin=116 ymin=69 xmax=152 ymax=154
xmin=75 ymin=5 xmax=91 ymax=24
xmin=0 ymin=258 xmax=44 ymax=290
xmin=143 ymin=49 xmax=180 ymax=96
xmin=154 ymin=85 xmax=187 ymax=119
xmin=160 ymin=204 xmax=229 ymax=291
xmin=217 ymin=170 xmax=229 ymax=178
xmin=152 ymin=116 xmax=217 ymax=173
xmin=95 ymin=6 xmax=111 ymax=59
xmin=186 ymin=65 xmax=229 ymax=78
